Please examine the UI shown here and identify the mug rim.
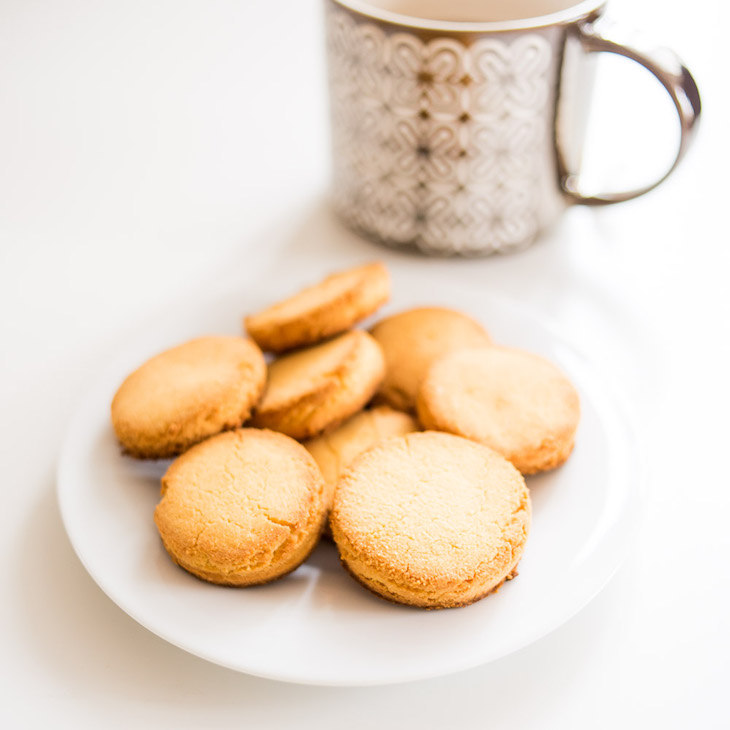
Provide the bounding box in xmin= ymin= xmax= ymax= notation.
xmin=329 ymin=0 xmax=605 ymax=32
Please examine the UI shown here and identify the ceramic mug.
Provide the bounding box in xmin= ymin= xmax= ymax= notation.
xmin=324 ymin=0 xmax=701 ymax=255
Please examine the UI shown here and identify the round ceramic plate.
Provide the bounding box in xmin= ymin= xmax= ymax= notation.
xmin=57 ymin=267 xmax=641 ymax=686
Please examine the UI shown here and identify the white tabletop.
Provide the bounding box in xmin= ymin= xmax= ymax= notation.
xmin=1 ymin=0 xmax=727 ymax=727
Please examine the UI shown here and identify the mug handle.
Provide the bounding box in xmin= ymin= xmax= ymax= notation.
xmin=561 ymin=21 xmax=701 ymax=206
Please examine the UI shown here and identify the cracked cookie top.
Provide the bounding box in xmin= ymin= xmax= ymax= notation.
xmin=330 ymin=431 xmax=530 ymax=609
xmin=154 ymin=428 xmax=327 ymax=586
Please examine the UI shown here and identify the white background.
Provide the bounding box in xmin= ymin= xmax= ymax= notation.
xmin=1 ymin=0 xmax=728 ymax=727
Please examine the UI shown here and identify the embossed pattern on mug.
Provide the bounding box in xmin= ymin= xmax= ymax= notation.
xmin=326 ymin=5 xmax=554 ymax=255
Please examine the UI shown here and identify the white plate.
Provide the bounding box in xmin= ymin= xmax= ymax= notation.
xmin=57 ymin=267 xmax=641 ymax=686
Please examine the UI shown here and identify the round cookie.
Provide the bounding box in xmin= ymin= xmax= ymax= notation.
xmin=245 ymin=262 xmax=390 ymax=353
xmin=251 ymin=330 xmax=385 ymax=440
xmin=330 ymin=431 xmax=530 ymax=609
xmin=370 ymin=307 xmax=491 ymax=412
xmin=154 ymin=428 xmax=327 ymax=586
xmin=303 ymin=405 xmax=419 ymax=498
xmin=111 ymin=336 xmax=266 ymax=459
xmin=417 ymin=346 xmax=580 ymax=474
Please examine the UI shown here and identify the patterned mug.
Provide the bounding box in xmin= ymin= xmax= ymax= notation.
xmin=325 ymin=0 xmax=700 ymax=255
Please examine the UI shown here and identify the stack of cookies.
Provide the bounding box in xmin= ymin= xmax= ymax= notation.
xmin=111 ymin=262 xmax=579 ymax=609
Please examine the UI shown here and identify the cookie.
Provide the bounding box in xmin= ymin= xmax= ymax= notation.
xmin=245 ymin=262 xmax=390 ymax=353
xmin=154 ymin=428 xmax=327 ymax=586
xmin=370 ymin=307 xmax=491 ymax=412
xmin=330 ymin=431 xmax=530 ymax=609
xmin=111 ymin=336 xmax=266 ymax=459
xmin=417 ymin=346 xmax=580 ymax=474
xmin=303 ymin=404 xmax=418 ymax=495
xmin=251 ymin=330 xmax=385 ymax=440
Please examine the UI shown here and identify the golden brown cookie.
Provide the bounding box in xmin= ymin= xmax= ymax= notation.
xmin=251 ymin=330 xmax=385 ymax=440
xmin=245 ymin=262 xmax=390 ymax=353
xmin=370 ymin=307 xmax=491 ymax=412
xmin=303 ymin=405 xmax=418 ymax=503
xmin=111 ymin=336 xmax=266 ymax=459
xmin=154 ymin=428 xmax=327 ymax=586
xmin=417 ymin=346 xmax=580 ymax=474
xmin=330 ymin=431 xmax=530 ymax=609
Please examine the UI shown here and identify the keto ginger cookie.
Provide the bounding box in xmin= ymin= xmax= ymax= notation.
xmin=245 ymin=262 xmax=390 ymax=353
xmin=417 ymin=346 xmax=580 ymax=474
xmin=154 ymin=429 xmax=327 ymax=586
xmin=251 ymin=330 xmax=385 ymax=440
xmin=111 ymin=336 xmax=266 ymax=459
xmin=370 ymin=307 xmax=491 ymax=412
xmin=330 ymin=431 xmax=530 ymax=609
